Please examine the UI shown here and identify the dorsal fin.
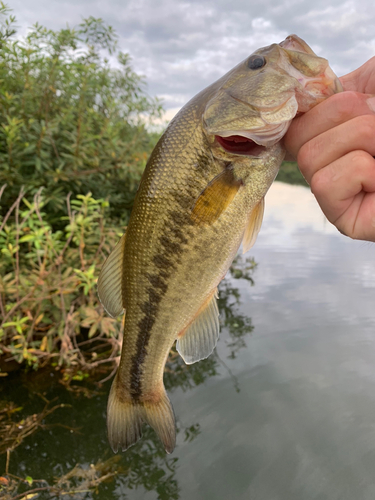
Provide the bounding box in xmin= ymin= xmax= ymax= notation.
xmin=242 ymin=198 xmax=264 ymax=254
xmin=176 ymin=289 xmax=220 ymax=364
xmin=97 ymin=232 xmax=126 ymax=318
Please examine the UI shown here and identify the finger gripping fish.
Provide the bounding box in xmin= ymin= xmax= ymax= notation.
xmin=98 ymin=35 xmax=342 ymax=454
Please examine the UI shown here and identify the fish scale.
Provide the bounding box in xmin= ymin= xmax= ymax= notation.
xmin=97 ymin=34 xmax=342 ymax=454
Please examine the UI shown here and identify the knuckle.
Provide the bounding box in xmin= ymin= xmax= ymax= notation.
xmin=353 ymin=115 xmax=375 ymax=143
xmin=350 ymin=150 xmax=374 ymax=172
xmin=297 ymin=141 xmax=314 ymax=173
xmin=310 ymin=169 xmax=328 ymax=198
xmin=350 ymin=149 xmax=368 ymax=164
xmin=328 ymin=92 xmax=364 ymax=124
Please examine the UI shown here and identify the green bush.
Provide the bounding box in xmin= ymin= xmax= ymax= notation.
xmin=276 ymin=161 xmax=308 ymax=186
xmin=0 ymin=5 xmax=258 ymax=377
xmin=0 ymin=3 xmax=162 ymax=227
xmin=0 ymin=188 xmax=123 ymax=370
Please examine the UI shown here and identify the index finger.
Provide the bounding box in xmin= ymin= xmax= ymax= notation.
xmin=284 ymin=91 xmax=375 ymax=160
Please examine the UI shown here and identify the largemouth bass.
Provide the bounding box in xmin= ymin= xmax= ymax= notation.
xmin=98 ymin=35 xmax=342 ymax=454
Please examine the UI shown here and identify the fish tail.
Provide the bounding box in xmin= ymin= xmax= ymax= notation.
xmin=142 ymin=388 xmax=176 ymax=454
xmin=107 ymin=373 xmax=176 ymax=454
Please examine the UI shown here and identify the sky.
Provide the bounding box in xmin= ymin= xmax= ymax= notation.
xmin=8 ymin=0 xmax=375 ymax=120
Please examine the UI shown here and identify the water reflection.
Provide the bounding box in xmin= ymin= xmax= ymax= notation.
xmin=2 ymin=182 xmax=375 ymax=500
xmin=218 ymin=256 xmax=255 ymax=360
xmin=0 ymin=253 xmax=256 ymax=499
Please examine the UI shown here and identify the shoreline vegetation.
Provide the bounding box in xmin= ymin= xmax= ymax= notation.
xmin=0 ymin=2 xmax=161 ymax=377
xmin=0 ymin=0 xmax=307 ymax=380
xmin=276 ymin=161 xmax=308 ymax=186
xmin=0 ymin=161 xmax=306 ymax=376
xmin=0 ymin=3 xmax=309 ymax=497
xmin=0 ymin=5 xmax=165 ymax=496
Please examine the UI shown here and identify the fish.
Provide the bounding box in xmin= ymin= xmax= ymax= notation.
xmin=98 ymin=35 xmax=342 ymax=454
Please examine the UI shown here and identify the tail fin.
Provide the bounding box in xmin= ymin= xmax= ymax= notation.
xmin=107 ymin=374 xmax=176 ymax=454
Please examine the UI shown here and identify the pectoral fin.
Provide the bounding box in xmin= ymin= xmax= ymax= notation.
xmin=97 ymin=232 xmax=126 ymax=318
xmin=176 ymin=289 xmax=220 ymax=364
xmin=191 ymin=168 xmax=242 ymax=225
xmin=242 ymin=198 xmax=264 ymax=254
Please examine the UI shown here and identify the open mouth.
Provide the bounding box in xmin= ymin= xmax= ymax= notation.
xmin=216 ymin=135 xmax=266 ymax=156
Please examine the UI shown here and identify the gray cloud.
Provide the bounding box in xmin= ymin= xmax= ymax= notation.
xmin=8 ymin=0 xmax=375 ymax=112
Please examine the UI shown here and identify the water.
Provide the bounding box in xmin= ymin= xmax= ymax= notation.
xmin=2 ymin=181 xmax=375 ymax=499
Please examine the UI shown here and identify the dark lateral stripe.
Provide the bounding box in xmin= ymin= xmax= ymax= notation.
xmin=153 ymin=253 xmax=173 ymax=270
xmin=130 ymin=272 xmax=171 ymax=398
xmin=147 ymin=273 xmax=168 ymax=293
xmin=130 ymin=290 xmax=159 ymax=397
xmin=128 ymin=197 xmax=196 ymax=398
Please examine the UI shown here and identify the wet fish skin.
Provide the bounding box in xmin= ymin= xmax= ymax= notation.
xmin=98 ymin=35 xmax=342 ymax=454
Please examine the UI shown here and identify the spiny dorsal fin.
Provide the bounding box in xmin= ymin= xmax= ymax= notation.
xmin=191 ymin=168 xmax=242 ymax=225
xmin=176 ymin=289 xmax=220 ymax=364
xmin=97 ymin=232 xmax=126 ymax=318
xmin=242 ymin=198 xmax=264 ymax=254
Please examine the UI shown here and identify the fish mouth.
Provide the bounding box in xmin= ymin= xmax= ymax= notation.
xmin=215 ymin=135 xmax=266 ymax=156
xmin=215 ymin=118 xmax=292 ymax=154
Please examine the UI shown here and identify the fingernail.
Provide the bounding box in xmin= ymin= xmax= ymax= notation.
xmin=367 ymin=96 xmax=375 ymax=112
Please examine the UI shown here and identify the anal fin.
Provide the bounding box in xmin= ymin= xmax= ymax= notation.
xmin=176 ymin=289 xmax=220 ymax=364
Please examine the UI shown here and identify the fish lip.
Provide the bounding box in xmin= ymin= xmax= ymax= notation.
xmin=279 ymin=34 xmax=315 ymax=54
xmin=216 ymin=120 xmax=292 ymax=148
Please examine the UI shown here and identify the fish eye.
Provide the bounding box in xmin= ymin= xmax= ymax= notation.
xmin=247 ymin=55 xmax=266 ymax=70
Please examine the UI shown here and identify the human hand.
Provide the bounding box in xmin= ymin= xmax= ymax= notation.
xmin=284 ymin=57 xmax=375 ymax=241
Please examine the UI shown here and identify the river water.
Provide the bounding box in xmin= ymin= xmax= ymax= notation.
xmin=2 ymin=181 xmax=375 ymax=499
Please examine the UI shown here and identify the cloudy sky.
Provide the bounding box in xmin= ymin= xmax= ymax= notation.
xmin=9 ymin=0 xmax=375 ymax=120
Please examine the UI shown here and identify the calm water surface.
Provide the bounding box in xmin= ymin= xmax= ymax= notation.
xmin=2 ymin=181 xmax=375 ymax=499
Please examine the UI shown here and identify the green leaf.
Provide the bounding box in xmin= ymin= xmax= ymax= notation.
xmin=19 ymin=234 xmax=35 ymax=243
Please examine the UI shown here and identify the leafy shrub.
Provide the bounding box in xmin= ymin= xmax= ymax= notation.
xmin=0 ymin=187 xmax=123 ymax=370
xmin=276 ymin=161 xmax=308 ymax=186
xmin=0 ymin=3 xmax=162 ymax=227
xmin=0 ymin=5 xmax=258 ymax=378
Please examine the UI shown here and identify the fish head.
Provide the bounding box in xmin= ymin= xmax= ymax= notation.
xmin=203 ymin=34 xmax=342 ymax=156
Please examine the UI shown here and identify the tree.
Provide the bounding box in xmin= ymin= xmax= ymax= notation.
xmin=0 ymin=3 xmax=162 ymax=226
